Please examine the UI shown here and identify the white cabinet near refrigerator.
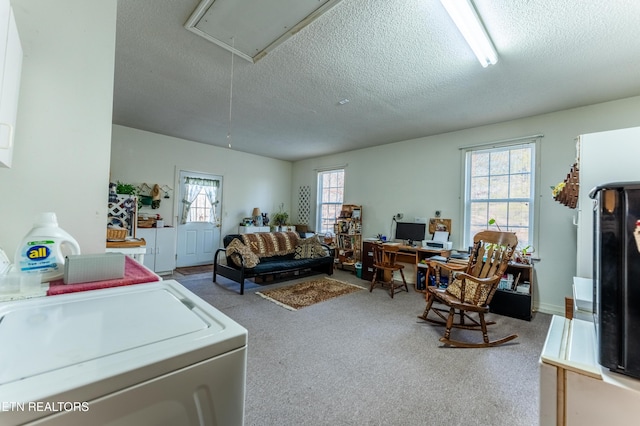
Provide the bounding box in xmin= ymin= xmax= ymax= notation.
xmin=575 ymin=126 xmax=640 ymax=278
xmin=0 ymin=0 xmax=23 ymax=168
xmin=539 ymin=315 xmax=640 ymax=425
xmin=137 ymin=227 xmax=177 ymax=274
xmin=0 ymin=280 xmax=248 ymax=425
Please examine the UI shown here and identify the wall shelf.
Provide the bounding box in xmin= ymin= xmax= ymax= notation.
xmin=553 ymin=163 xmax=579 ymax=209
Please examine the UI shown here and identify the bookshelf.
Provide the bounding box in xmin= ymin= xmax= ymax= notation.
xmin=490 ymin=262 xmax=534 ymax=321
xmin=334 ymin=204 xmax=362 ymax=270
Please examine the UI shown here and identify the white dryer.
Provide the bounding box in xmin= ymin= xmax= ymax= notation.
xmin=0 ymin=280 xmax=247 ymax=425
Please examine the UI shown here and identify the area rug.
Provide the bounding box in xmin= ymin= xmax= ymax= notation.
xmin=175 ymin=264 xmax=213 ymax=275
xmin=256 ymin=277 xmax=366 ymax=311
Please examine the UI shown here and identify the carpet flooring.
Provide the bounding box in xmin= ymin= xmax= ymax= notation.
xmin=174 ymin=269 xmax=552 ymax=426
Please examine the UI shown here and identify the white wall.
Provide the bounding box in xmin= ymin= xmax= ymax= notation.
xmin=110 ymin=125 xmax=294 ymax=239
xmin=0 ymin=0 xmax=117 ymax=260
xmin=292 ymin=96 xmax=640 ymax=315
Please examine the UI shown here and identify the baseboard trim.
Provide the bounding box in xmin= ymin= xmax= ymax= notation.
xmin=535 ymin=301 xmax=565 ymax=317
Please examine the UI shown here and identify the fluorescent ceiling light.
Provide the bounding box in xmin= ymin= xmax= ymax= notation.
xmin=440 ymin=0 xmax=498 ymax=67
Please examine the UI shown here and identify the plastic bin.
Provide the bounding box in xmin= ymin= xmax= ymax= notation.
xmin=355 ymin=262 xmax=362 ymax=278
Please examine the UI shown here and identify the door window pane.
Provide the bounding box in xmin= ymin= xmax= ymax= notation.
xmin=188 ymin=191 xmax=213 ymax=223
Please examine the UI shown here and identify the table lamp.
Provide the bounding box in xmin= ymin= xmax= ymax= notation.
xmin=252 ymin=207 xmax=262 ymax=226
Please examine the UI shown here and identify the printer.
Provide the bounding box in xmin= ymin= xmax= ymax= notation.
xmin=422 ymin=230 xmax=453 ymax=250
xmin=422 ymin=240 xmax=453 ymax=250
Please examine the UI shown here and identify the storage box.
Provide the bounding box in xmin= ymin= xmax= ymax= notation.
xmin=63 ymin=253 xmax=126 ymax=284
xmin=490 ymin=289 xmax=532 ymax=321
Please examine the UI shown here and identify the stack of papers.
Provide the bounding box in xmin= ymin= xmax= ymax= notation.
xmin=433 ymin=231 xmax=449 ymax=242
xmin=430 ymin=255 xmax=448 ymax=262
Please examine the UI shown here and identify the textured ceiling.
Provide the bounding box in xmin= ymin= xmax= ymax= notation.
xmin=113 ymin=0 xmax=640 ymax=161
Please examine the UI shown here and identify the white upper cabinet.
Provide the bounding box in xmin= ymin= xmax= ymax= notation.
xmin=0 ymin=0 xmax=23 ymax=168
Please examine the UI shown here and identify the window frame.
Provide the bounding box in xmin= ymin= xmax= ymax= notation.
xmin=461 ymin=139 xmax=540 ymax=252
xmin=187 ymin=190 xmax=214 ymax=223
xmin=316 ymin=168 xmax=345 ymax=234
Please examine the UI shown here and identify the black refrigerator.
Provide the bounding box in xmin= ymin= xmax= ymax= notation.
xmin=590 ymin=181 xmax=640 ymax=379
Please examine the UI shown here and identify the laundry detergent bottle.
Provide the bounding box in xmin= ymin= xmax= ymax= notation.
xmin=14 ymin=212 xmax=81 ymax=282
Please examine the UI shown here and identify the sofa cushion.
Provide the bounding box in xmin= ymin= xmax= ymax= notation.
xmin=226 ymin=238 xmax=260 ymax=268
xmin=251 ymin=255 xmax=333 ymax=274
xmin=240 ymin=232 xmax=299 ymax=257
xmin=294 ymin=237 xmax=326 ymax=259
xmin=445 ymin=278 xmax=490 ymax=306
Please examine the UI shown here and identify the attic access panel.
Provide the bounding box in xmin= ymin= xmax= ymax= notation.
xmin=185 ymin=0 xmax=344 ymax=63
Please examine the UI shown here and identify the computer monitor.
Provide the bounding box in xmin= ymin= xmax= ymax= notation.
xmin=394 ymin=222 xmax=426 ymax=244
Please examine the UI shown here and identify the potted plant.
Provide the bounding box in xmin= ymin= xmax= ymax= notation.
xmin=272 ymin=211 xmax=289 ymax=227
xmin=517 ymin=245 xmax=535 ymax=264
xmin=115 ymin=181 xmax=142 ymax=210
xmin=116 ymin=181 xmax=138 ymax=196
xmin=271 ymin=203 xmax=289 ymax=230
xmin=489 ymin=218 xmax=534 ymax=263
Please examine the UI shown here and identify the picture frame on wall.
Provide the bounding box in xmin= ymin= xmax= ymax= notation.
xmin=429 ymin=218 xmax=451 ymax=235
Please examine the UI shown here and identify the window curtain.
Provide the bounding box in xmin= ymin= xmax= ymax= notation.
xmin=202 ymin=184 xmax=219 ymax=224
xmin=180 ymin=177 xmax=220 ymax=224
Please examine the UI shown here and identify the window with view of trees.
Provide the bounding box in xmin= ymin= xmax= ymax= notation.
xmin=317 ymin=169 xmax=345 ymax=234
xmin=463 ymin=142 xmax=536 ymax=250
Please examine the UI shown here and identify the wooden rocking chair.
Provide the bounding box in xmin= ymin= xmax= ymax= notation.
xmin=418 ymin=230 xmax=519 ymax=348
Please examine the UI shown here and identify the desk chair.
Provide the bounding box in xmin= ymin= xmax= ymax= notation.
xmin=418 ymin=230 xmax=518 ymax=347
xmin=370 ymin=244 xmax=409 ymax=298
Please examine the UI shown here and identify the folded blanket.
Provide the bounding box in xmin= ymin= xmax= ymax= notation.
xmin=240 ymin=231 xmax=299 ymax=257
xmin=48 ymin=256 xmax=160 ymax=295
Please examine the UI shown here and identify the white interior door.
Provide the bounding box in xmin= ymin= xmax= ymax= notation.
xmin=176 ymin=171 xmax=222 ymax=267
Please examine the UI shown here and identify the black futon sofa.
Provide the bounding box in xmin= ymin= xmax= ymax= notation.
xmin=213 ymin=232 xmax=335 ymax=294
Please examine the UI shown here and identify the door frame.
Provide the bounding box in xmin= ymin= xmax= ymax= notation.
xmin=175 ymin=168 xmax=224 ymax=267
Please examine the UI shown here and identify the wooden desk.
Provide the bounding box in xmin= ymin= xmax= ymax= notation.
xmin=379 ymin=243 xmax=451 ymax=290
xmin=390 ymin=244 xmax=450 ymax=261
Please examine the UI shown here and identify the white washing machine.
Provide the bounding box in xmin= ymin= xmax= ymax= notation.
xmin=0 ymin=280 xmax=247 ymax=425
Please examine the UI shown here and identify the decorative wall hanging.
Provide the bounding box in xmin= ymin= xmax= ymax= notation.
xmin=552 ymin=163 xmax=579 ymax=209
xmin=298 ymin=185 xmax=311 ymax=225
xmin=151 ymin=184 xmax=162 ymax=209
xmin=160 ymin=184 xmax=173 ymax=198
xmin=428 ymin=218 xmax=451 ymax=235
xmin=107 ymin=194 xmax=137 ymax=238
xmin=135 ymin=183 xmax=174 ymax=207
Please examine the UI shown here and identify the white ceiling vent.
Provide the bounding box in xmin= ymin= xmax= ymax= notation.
xmin=185 ymin=0 xmax=344 ymax=63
